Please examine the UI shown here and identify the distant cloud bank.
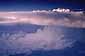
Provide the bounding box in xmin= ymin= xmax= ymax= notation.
xmin=0 ymin=8 xmax=85 ymax=28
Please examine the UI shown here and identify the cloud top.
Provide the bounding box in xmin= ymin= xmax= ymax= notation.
xmin=0 ymin=26 xmax=76 ymax=56
xmin=0 ymin=8 xmax=84 ymax=56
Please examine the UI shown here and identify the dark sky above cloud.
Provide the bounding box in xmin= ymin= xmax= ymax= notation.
xmin=0 ymin=0 xmax=84 ymax=11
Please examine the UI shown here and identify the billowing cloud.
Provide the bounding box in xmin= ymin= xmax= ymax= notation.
xmin=0 ymin=9 xmax=85 ymax=28
xmin=0 ymin=26 xmax=76 ymax=56
xmin=0 ymin=9 xmax=83 ymax=56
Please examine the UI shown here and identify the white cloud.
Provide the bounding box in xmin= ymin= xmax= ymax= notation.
xmin=0 ymin=26 xmax=76 ymax=56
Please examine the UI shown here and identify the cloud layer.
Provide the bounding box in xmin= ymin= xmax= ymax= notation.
xmin=0 ymin=10 xmax=85 ymax=28
xmin=0 ymin=9 xmax=84 ymax=55
xmin=0 ymin=26 xmax=76 ymax=56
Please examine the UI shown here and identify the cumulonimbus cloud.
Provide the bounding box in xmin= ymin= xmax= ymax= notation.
xmin=0 ymin=9 xmax=85 ymax=28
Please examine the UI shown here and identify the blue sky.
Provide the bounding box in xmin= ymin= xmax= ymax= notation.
xmin=0 ymin=0 xmax=85 ymax=11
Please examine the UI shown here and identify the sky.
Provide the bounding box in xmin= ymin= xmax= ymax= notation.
xmin=0 ymin=0 xmax=85 ymax=11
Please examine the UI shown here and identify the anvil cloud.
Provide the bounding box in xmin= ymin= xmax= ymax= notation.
xmin=0 ymin=9 xmax=85 ymax=28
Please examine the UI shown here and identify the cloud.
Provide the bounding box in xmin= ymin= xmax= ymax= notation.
xmin=0 ymin=9 xmax=85 ymax=28
xmin=0 ymin=26 xmax=76 ymax=56
xmin=0 ymin=9 xmax=84 ymax=56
